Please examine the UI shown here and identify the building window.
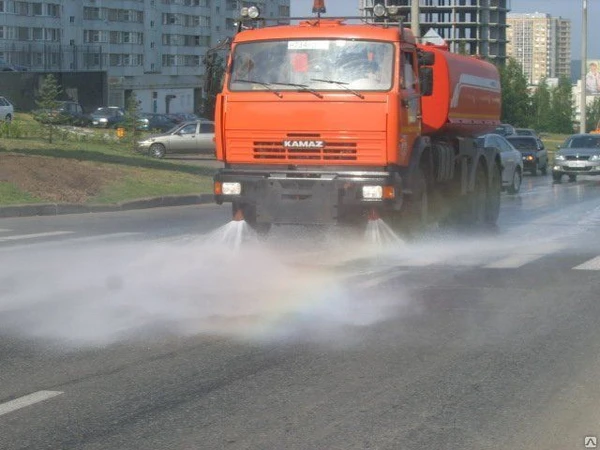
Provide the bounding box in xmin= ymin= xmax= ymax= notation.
xmin=83 ymin=7 xmax=100 ymax=20
xmin=32 ymin=3 xmax=42 ymax=16
xmin=70 ymin=16 xmax=75 ymax=23
xmin=47 ymin=3 xmax=60 ymax=18
xmin=32 ymin=27 xmax=43 ymax=40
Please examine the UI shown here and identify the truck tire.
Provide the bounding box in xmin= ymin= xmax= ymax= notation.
xmin=485 ymin=163 xmax=502 ymax=226
xmin=398 ymin=167 xmax=429 ymax=237
xmin=451 ymin=162 xmax=487 ymax=228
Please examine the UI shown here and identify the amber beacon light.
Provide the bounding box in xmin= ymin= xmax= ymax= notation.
xmin=312 ymin=0 xmax=326 ymax=14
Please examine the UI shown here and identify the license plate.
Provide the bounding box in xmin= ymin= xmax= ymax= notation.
xmin=567 ymin=161 xmax=587 ymax=167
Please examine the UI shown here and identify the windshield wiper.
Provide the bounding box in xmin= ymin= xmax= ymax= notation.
xmin=232 ymin=79 xmax=282 ymax=98
xmin=310 ymin=78 xmax=365 ymax=99
xmin=270 ymin=82 xmax=323 ymax=98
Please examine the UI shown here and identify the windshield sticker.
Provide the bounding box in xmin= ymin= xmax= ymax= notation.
xmin=288 ymin=40 xmax=330 ymax=50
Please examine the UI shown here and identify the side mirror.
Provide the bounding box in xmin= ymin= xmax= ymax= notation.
xmin=419 ymin=67 xmax=433 ymax=96
xmin=418 ymin=51 xmax=435 ymax=66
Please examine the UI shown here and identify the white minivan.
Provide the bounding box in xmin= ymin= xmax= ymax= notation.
xmin=0 ymin=96 xmax=14 ymax=122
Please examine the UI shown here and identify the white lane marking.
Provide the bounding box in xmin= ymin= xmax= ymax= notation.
xmin=0 ymin=232 xmax=141 ymax=252
xmin=573 ymin=256 xmax=600 ymax=271
xmin=0 ymin=231 xmax=74 ymax=242
xmin=0 ymin=228 xmax=11 ymax=233
xmin=354 ymin=270 xmax=406 ymax=289
xmin=484 ymin=253 xmax=545 ymax=269
xmin=0 ymin=391 xmax=63 ymax=417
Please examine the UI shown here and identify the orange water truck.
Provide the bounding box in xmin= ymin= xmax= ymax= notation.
xmin=212 ymin=1 xmax=503 ymax=234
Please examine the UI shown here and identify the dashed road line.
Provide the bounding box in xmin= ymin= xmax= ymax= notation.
xmin=0 ymin=231 xmax=74 ymax=242
xmin=0 ymin=391 xmax=64 ymax=417
xmin=483 ymin=253 xmax=547 ymax=269
xmin=0 ymin=232 xmax=141 ymax=252
xmin=573 ymin=256 xmax=600 ymax=271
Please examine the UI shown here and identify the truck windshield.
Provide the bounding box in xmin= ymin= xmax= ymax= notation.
xmin=229 ymin=39 xmax=394 ymax=92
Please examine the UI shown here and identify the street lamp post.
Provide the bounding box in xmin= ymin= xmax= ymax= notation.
xmin=580 ymin=0 xmax=588 ymax=133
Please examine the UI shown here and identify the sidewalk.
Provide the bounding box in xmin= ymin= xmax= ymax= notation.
xmin=0 ymin=194 xmax=215 ymax=218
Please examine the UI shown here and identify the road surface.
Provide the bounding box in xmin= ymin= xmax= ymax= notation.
xmin=1 ymin=175 xmax=600 ymax=450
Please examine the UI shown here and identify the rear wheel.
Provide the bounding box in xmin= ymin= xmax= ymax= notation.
xmin=552 ymin=172 xmax=562 ymax=183
xmin=569 ymin=174 xmax=577 ymax=182
xmin=485 ymin=163 xmax=502 ymax=226
xmin=397 ymin=167 xmax=429 ymax=237
xmin=149 ymin=143 xmax=166 ymax=158
xmin=4 ymin=114 xmax=11 ymax=123
xmin=507 ymin=167 xmax=522 ymax=194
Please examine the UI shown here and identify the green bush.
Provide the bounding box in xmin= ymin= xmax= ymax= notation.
xmin=0 ymin=120 xmax=25 ymax=138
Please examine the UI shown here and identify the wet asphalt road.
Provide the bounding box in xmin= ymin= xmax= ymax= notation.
xmin=1 ymin=174 xmax=600 ymax=450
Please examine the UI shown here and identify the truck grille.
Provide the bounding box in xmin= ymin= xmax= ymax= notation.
xmin=253 ymin=137 xmax=358 ymax=161
xmin=566 ymin=155 xmax=590 ymax=161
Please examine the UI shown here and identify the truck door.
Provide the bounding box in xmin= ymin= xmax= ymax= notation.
xmin=399 ymin=48 xmax=421 ymax=165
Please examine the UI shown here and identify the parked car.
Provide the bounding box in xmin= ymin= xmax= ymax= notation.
xmin=477 ymin=133 xmax=524 ymax=194
xmin=493 ymin=123 xmax=516 ymax=137
xmin=34 ymin=101 xmax=91 ymax=126
xmin=138 ymin=113 xmax=177 ymax=132
xmin=0 ymin=96 xmax=14 ymax=122
xmin=515 ymin=128 xmax=538 ymax=137
xmin=90 ymin=106 xmax=125 ymax=128
xmin=166 ymin=113 xmax=200 ymax=124
xmin=506 ymin=135 xmax=548 ymax=176
xmin=138 ymin=120 xmax=215 ymax=158
xmin=0 ymin=57 xmax=28 ymax=72
xmin=553 ymin=134 xmax=600 ymax=182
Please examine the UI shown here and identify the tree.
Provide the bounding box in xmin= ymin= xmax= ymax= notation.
xmin=549 ymin=76 xmax=574 ymax=134
xmin=498 ymin=58 xmax=530 ymax=127
xmin=586 ymin=96 xmax=600 ymax=132
xmin=122 ymin=91 xmax=142 ymax=153
xmin=202 ymin=52 xmax=225 ymax=120
xmin=529 ymin=78 xmax=552 ymax=132
xmin=35 ymin=74 xmax=62 ymax=143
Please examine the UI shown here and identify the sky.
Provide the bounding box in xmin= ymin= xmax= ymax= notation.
xmin=290 ymin=0 xmax=600 ymax=59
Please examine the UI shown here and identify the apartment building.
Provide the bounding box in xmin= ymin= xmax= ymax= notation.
xmin=506 ymin=12 xmax=571 ymax=85
xmin=0 ymin=0 xmax=290 ymax=113
xmin=359 ymin=0 xmax=510 ymax=64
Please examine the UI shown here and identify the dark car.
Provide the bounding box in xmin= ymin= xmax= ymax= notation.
xmin=515 ymin=128 xmax=538 ymax=137
xmin=165 ymin=113 xmax=200 ymax=124
xmin=494 ymin=123 xmax=516 ymax=137
xmin=553 ymin=134 xmax=600 ymax=182
xmin=0 ymin=57 xmax=28 ymax=72
xmin=138 ymin=113 xmax=177 ymax=132
xmin=506 ymin=135 xmax=548 ymax=176
xmin=90 ymin=107 xmax=125 ymax=128
xmin=34 ymin=101 xmax=91 ymax=126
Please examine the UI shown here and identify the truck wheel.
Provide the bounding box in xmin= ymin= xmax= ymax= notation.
xmin=485 ymin=163 xmax=502 ymax=225
xmin=399 ymin=167 xmax=428 ymax=237
xmin=568 ymin=174 xmax=577 ymax=182
xmin=540 ymin=164 xmax=548 ymax=176
xmin=454 ymin=163 xmax=487 ymax=228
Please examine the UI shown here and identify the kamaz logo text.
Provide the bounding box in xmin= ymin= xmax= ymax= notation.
xmin=283 ymin=140 xmax=324 ymax=148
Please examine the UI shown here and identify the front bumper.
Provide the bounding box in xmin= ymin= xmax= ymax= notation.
xmin=553 ymin=160 xmax=600 ymax=175
xmin=214 ymin=168 xmax=403 ymax=225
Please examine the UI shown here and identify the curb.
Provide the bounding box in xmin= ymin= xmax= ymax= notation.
xmin=0 ymin=194 xmax=215 ymax=218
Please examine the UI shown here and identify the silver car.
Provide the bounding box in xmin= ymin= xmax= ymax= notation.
xmin=553 ymin=134 xmax=600 ymax=182
xmin=477 ymin=133 xmax=524 ymax=195
xmin=0 ymin=96 xmax=14 ymax=122
xmin=138 ymin=120 xmax=215 ymax=158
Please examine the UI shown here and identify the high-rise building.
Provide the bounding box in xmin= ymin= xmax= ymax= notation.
xmin=506 ymin=13 xmax=571 ymax=85
xmin=359 ymin=0 xmax=510 ymax=64
xmin=0 ymin=0 xmax=290 ymax=113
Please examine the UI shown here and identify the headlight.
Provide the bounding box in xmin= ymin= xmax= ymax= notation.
xmin=362 ymin=185 xmax=383 ymax=199
xmin=555 ymin=154 xmax=566 ymax=161
xmin=247 ymin=6 xmax=260 ymax=19
xmin=222 ymin=182 xmax=242 ymax=195
xmin=99 ymin=118 xmax=108 ymax=122
xmin=590 ymin=154 xmax=600 ymax=161
xmin=373 ymin=3 xmax=387 ymax=17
